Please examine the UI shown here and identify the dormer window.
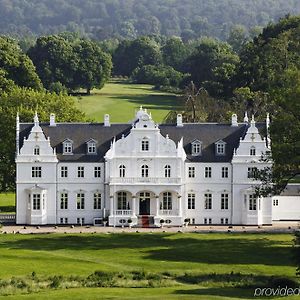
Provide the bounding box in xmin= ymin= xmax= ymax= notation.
xmin=63 ymin=139 xmax=73 ymax=155
xmin=215 ymin=140 xmax=226 ymax=156
xmin=141 ymin=138 xmax=149 ymax=151
xmin=34 ymin=146 xmax=40 ymax=155
xmin=191 ymin=140 xmax=202 ymax=156
xmin=86 ymin=139 xmax=97 ymax=154
xmin=250 ymin=146 xmax=256 ymax=156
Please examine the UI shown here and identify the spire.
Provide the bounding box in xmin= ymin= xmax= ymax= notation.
xmin=243 ymin=111 xmax=249 ymax=123
xmin=34 ymin=111 xmax=39 ymax=126
xmin=250 ymin=115 xmax=255 ymax=127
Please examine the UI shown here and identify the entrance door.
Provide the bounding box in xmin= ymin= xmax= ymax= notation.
xmin=139 ymin=192 xmax=151 ymax=215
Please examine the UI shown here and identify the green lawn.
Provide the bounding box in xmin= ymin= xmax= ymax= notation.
xmin=0 ymin=232 xmax=296 ymax=299
xmin=0 ymin=193 xmax=15 ymax=213
xmin=74 ymin=81 xmax=180 ymax=123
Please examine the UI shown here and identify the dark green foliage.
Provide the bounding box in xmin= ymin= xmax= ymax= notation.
xmin=113 ymin=37 xmax=162 ymax=76
xmin=185 ymin=38 xmax=239 ymax=98
xmin=0 ymin=36 xmax=42 ymax=90
xmin=49 ymin=275 xmax=63 ymax=289
xmin=132 ymin=65 xmax=187 ymax=87
xmin=28 ymin=35 xmax=112 ymax=93
xmin=236 ymin=15 xmax=300 ymax=92
xmin=0 ymin=1 xmax=299 ymax=41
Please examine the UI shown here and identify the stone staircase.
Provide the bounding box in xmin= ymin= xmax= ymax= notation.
xmin=137 ymin=215 xmax=154 ymax=228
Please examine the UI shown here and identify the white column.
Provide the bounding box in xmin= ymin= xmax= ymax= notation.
xmin=110 ymin=195 xmax=114 ymax=215
xmin=155 ymin=196 xmax=159 ymax=216
xmin=178 ymin=195 xmax=182 ymax=216
xmin=132 ymin=196 xmax=136 ymax=216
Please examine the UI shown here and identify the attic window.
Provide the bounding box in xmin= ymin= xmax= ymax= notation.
xmin=34 ymin=146 xmax=40 ymax=155
xmin=63 ymin=139 xmax=73 ymax=155
xmin=87 ymin=139 xmax=97 ymax=154
xmin=191 ymin=140 xmax=202 ymax=156
xmin=215 ymin=140 xmax=226 ymax=156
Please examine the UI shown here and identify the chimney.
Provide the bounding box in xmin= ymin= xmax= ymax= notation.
xmin=49 ymin=113 xmax=56 ymax=127
xmin=176 ymin=114 xmax=183 ymax=127
xmin=104 ymin=114 xmax=110 ymax=127
xmin=231 ymin=114 xmax=238 ymax=127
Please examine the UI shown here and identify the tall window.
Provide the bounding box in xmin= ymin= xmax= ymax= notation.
xmin=76 ymin=193 xmax=85 ymax=209
xmin=34 ymin=146 xmax=40 ymax=155
xmin=162 ymin=192 xmax=172 ymax=210
xmin=247 ymin=167 xmax=257 ymax=178
xmin=141 ymin=139 xmax=149 ymax=151
xmin=204 ymin=193 xmax=212 ymax=209
xmin=63 ymin=140 xmax=73 ymax=154
xmin=94 ymin=166 xmax=101 ymax=178
xmin=188 ymin=166 xmax=195 ymax=178
xmin=77 ymin=166 xmax=84 ymax=178
xmin=205 ymin=167 xmax=212 ymax=178
xmin=141 ymin=165 xmax=149 ymax=177
xmin=221 ymin=193 xmax=229 ymax=209
xmin=61 ymin=166 xmax=68 ymax=178
xmin=249 ymin=194 xmax=257 ymax=210
xmin=117 ymin=192 xmax=128 ymax=210
xmin=222 ymin=167 xmax=228 ymax=178
xmin=188 ymin=193 xmax=195 ymax=209
xmin=32 ymin=166 xmax=42 ymax=178
xmin=250 ymin=146 xmax=256 ymax=156
xmin=164 ymin=165 xmax=171 ymax=178
xmin=119 ymin=165 xmax=125 ymax=177
xmin=94 ymin=193 xmax=101 ymax=209
xmin=32 ymin=194 xmax=41 ymax=210
xmin=60 ymin=193 xmax=68 ymax=209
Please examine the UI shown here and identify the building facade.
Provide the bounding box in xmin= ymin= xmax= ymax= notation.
xmin=16 ymin=107 xmax=283 ymax=227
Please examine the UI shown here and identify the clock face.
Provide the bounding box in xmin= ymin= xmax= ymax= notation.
xmin=142 ymin=113 xmax=149 ymax=121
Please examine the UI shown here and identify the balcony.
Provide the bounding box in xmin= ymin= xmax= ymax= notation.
xmin=114 ymin=210 xmax=133 ymax=216
xmin=110 ymin=177 xmax=181 ymax=184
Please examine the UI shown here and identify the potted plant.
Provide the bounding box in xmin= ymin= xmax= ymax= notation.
xmin=127 ymin=218 xmax=133 ymax=228
xmin=184 ymin=218 xmax=190 ymax=227
xmin=160 ymin=219 xmax=165 ymax=228
xmin=103 ymin=216 xmax=108 ymax=227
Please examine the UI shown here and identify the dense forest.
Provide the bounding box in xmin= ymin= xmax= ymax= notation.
xmin=1 ymin=0 xmax=300 ymax=40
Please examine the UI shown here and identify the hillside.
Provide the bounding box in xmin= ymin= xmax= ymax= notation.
xmin=75 ymin=81 xmax=179 ymax=123
xmin=1 ymin=0 xmax=300 ymax=40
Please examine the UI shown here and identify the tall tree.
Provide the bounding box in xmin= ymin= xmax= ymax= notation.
xmin=0 ymin=36 xmax=42 ymax=90
xmin=113 ymin=37 xmax=162 ymax=76
xmin=185 ymin=38 xmax=239 ymax=98
xmin=72 ymin=39 xmax=112 ymax=94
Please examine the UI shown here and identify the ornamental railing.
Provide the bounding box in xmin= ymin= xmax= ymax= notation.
xmin=110 ymin=177 xmax=181 ymax=184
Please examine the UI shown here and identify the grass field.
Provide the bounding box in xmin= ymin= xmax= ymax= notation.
xmin=74 ymin=81 xmax=180 ymax=123
xmin=0 ymin=232 xmax=296 ymax=299
xmin=0 ymin=193 xmax=15 ymax=213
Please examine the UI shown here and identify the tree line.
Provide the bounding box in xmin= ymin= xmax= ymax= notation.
xmin=1 ymin=0 xmax=300 ymax=41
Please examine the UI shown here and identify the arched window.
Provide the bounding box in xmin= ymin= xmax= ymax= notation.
xmin=34 ymin=146 xmax=40 ymax=155
xmin=250 ymin=146 xmax=256 ymax=156
xmin=164 ymin=165 xmax=171 ymax=178
xmin=119 ymin=165 xmax=126 ymax=177
xmin=141 ymin=165 xmax=149 ymax=177
xmin=117 ymin=192 xmax=129 ymax=210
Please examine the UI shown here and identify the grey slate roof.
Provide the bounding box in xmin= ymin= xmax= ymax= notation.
xmin=19 ymin=122 xmax=267 ymax=163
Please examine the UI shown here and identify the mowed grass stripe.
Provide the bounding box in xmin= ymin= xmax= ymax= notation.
xmin=74 ymin=81 xmax=180 ymax=123
xmin=0 ymin=233 xmax=294 ymax=278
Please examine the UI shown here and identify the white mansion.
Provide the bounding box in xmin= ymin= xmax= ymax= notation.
xmin=15 ymin=107 xmax=300 ymax=227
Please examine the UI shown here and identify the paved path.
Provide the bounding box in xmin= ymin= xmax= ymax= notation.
xmin=1 ymin=222 xmax=299 ymax=234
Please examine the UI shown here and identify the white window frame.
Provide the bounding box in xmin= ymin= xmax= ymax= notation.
xmin=61 ymin=166 xmax=68 ymax=178
xmin=215 ymin=140 xmax=226 ymax=156
xmin=141 ymin=139 xmax=149 ymax=151
xmin=162 ymin=192 xmax=172 ymax=210
xmin=164 ymin=165 xmax=171 ymax=178
xmin=87 ymin=140 xmax=97 ymax=154
xmin=32 ymin=194 xmax=41 ymax=210
xmin=119 ymin=165 xmax=126 ymax=177
xmin=77 ymin=166 xmax=84 ymax=178
xmin=76 ymin=193 xmax=85 ymax=210
xmin=141 ymin=165 xmax=149 ymax=178
xmin=221 ymin=193 xmax=229 ymax=210
xmin=188 ymin=193 xmax=195 ymax=209
xmin=188 ymin=166 xmax=195 ymax=178
xmin=249 ymin=194 xmax=257 ymax=210
xmin=222 ymin=167 xmax=228 ymax=178
xmin=191 ymin=140 xmax=202 ymax=156
xmin=63 ymin=139 xmax=73 ymax=155
xmin=60 ymin=193 xmax=68 ymax=209
xmin=34 ymin=146 xmax=40 ymax=155
xmin=32 ymin=166 xmax=42 ymax=178
xmin=94 ymin=192 xmax=101 ymax=209
xmin=250 ymin=146 xmax=256 ymax=156
xmin=94 ymin=166 xmax=101 ymax=178
xmin=204 ymin=193 xmax=212 ymax=209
